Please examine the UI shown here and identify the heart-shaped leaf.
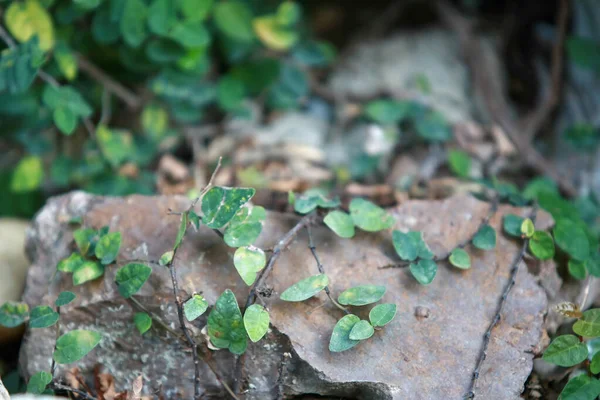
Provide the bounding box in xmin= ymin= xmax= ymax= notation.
xmin=29 ymin=305 xmax=59 ymax=328
xmin=542 ymin=334 xmax=588 ymax=367
xmin=337 ymin=285 xmax=386 ymax=306
xmin=329 ymin=314 xmax=360 ymax=352
xmin=243 ymin=304 xmax=270 ymax=342
xmin=207 ymin=289 xmax=248 ymax=354
xmin=280 ymin=274 xmax=328 ymax=302
xmin=369 ymin=303 xmax=397 ymax=327
xmin=349 ymin=320 xmax=374 ymax=340
xmin=53 ymin=329 xmax=102 ymax=364
xmin=115 ymin=263 xmax=152 ymax=298
xmin=183 ymin=294 xmax=208 ymax=321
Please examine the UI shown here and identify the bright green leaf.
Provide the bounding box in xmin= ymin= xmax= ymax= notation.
xmin=96 ymin=125 xmax=134 ymax=167
xmin=95 ymin=232 xmax=121 ymax=265
xmin=449 ymin=248 xmax=471 ymax=269
xmin=0 ymin=302 xmax=29 ymax=328
xmin=573 ymin=309 xmax=600 ymax=338
xmin=53 ymin=107 xmax=77 ymax=135
xmin=54 ymin=42 xmax=77 ymax=81
xmin=243 ymin=304 xmax=269 ymax=342
xmin=224 ymin=206 xmax=265 ymax=247
xmin=134 ymin=312 xmax=152 ymax=334
xmin=170 ymin=21 xmax=210 ymax=48
xmin=542 ymin=334 xmax=588 ymax=367
xmin=349 ymin=320 xmax=374 ymax=340
xmin=369 ymin=303 xmax=396 ymax=327
xmin=183 ymin=294 xmax=208 ymax=321
xmin=349 ymin=198 xmax=394 ymax=232
xmin=448 ymin=150 xmax=471 ymax=178
xmin=148 ymin=0 xmax=176 ymax=36
xmin=293 ymin=189 xmax=340 ymax=214
xmin=26 ymin=371 xmax=52 ymax=394
xmin=73 ymin=228 xmax=97 ymax=256
xmin=213 ymin=1 xmax=255 ymax=43
xmin=529 ymin=230 xmax=555 ymax=260
xmin=11 ymin=156 xmax=43 ymax=193
xmin=324 ymin=211 xmax=355 ymax=239
xmin=207 ymin=289 xmax=247 ymax=354
xmin=29 ymin=305 xmax=59 ymax=328
xmin=159 ymin=250 xmax=174 ymax=266
xmin=57 ymin=253 xmax=84 ymax=273
xmin=201 ymin=186 xmax=255 ymax=229
xmin=363 ymin=100 xmax=410 ymax=124
xmin=53 ymin=329 xmax=102 ymax=364
xmin=253 ymin=15 xmax=298 ymax=51
xmin=141 ymin=104 xmax=169 ymax=141
xmin=280 ymin=274 xmax=329 ymax=302
xmin=72 ymin=260 xmax=104 ymax=285
xmin=5 ymin=0 xmax=55 ymax=51
xmin=410 ymin=259 xmax=437 ymax=285
xmin=115 ymin=263 xmax=152 ymax=298
xmin=55 ymin=291 xmax=76 ymax=307
xmin=472 ymin=224 xmax=496 ymax=250
xmin=329 ymin=314 xmax=360 ymax=352
xmin=337 ymin=285 xmax=386 ymax=306
xmin=591 ymin=352 xmax=600 ymax=375
xmin=233 ymin=246 xmax=266 ymax=286
xmin=521 ymin=218 xmax=535 ymax=238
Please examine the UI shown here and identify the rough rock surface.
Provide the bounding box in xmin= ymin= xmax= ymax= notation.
xmin=21 ymin=192 xmax=552 ymax=399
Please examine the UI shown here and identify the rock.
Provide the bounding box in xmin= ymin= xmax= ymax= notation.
xmin=0 ymin=218 xmax=29 ymax=343
xmin=0 ymin=376 xmax=8 ymax=400
xmin=21 ymin=192 xmax=552 ymax=399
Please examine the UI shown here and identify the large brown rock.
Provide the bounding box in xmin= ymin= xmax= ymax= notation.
xmin=21 ymin=192 xmax=552 ymax=399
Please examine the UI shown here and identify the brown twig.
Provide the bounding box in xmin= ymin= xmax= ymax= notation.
xmin=466 ymin=205 xmax=538 ymax=399
xmin=76 ymin=54 xmax=142 ymax=110
xmin=49 ymin=382 xmax=98 ymax=400
xmin=437 ymin=0 xmax=577 ymax=197
xmin=306 ymin=225 xmax=349 ymax=313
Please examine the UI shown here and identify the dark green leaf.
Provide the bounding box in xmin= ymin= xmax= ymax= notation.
xmin=363 ymin=100 xmax=410 ymax=124
xmin=55 ymin=291 xmax=76 ymax=307
xmin=554 ymin=218 xmax=590 ymax=261
xmin=324 ymin=211 xmax=355 ymax=239
xmin=573 ymin=309 xmax=600 ymax=338
xmin=53 ymin=107 xmax=77 ymax=135
xmin=415 ymin=111 xmax=451 ymax=142
xmin=207 ymin=289 xmax=248 ymax=354
xmin=529 ymin=231 xmax=555 ymax=260
xmin=569 ymin=260 xmax=587 ymax=280
xmin=115 ymin=263 xmax=152 ymax=298
xmin=170 ymin=21 xmax=210 ymax=48
xmin=0 ymin=38 xmax=45 ymax=94
xmin=148 ymin=0 xmax=176 ymax=35
xmin=96 ymin=125 xmax=134 ymax=167
xmin=349 ymin=320 xmax=374 ymax=340
xmin=183 ymin=294 xmax=208 ymax=321
xmin=329 ymin=314 xmax=360 ymax=352
xmin=349 ymin=198 xmax=394 ymax=232
xmin=586 ymin=252 xmax=600 ymax=277
xmin=566 ymin=36 xmax=600 ymax=70
xmin=472 ymin=224 xmax=496 ymax=250
xmin=503 ymin=214 xmax=525 ymax=237
xmin=294 ymin=189 xmax=340 ymax=214
xmin=449 ymin=248 xmax=471 ymax=269
xmin=337 ymin=285 xmax=386 ymax=306
xmin=134 ymin=312 xmax=152 ymax=334
xmin=542 ymin=334 xmax=588 ymax=367
xmin=369 ymin=303 xmax=396 ymax=327
xmin=410 ymin=259 xmax=437 ymax=285
xmin=95 ymin=231 xmax=121 ymax=265
xmin=392 ymin=230 xmax=417 ymax=261
xmin=53 ymin=329 xmax=102 ymax=364
xmin=558 ymin=374 xmax=600 ymax=400
xmin=26 ymin=371 xmax=52 ymax=394
xmin=217 ymin=74 xmax=245 ymax=111
xmin=72 ymin=260 xmax=104 ymax=285
xmin=201 ymin=186 xmax=255 ymax=229
xmin=120 ymin=0 xmax=148 ymax=47
xmin=280 ymin=274 xmax=328 ymax=302
xmin=29 ymin=305 xmax=59 ymax=328
xmin=0 ymin=302 xmax=29 ymax=328
xmin=591 ymin=352 xmax=600 ymax=375
xmin=145 ymin=38 xmax=185 ymax=63
xmin=243 ymin=304 xmax=269 ymax=342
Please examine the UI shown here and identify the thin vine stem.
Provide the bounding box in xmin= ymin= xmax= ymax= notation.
xmin=48 ymin=382 xmax=97 ymax=400
xmin=465 ymin=205 xmax=538 ymax=399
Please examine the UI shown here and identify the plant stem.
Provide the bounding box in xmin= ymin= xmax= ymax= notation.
xmin=50 ymin=306 xmax=61 ymax=378
xmin=48 ymin=382 xmax=97 ymax=400
xmin=465 ymin=205 xmax=538 ymax=399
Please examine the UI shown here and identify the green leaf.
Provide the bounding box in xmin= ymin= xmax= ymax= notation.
xmin=207 ymin=289 xmax=248 ymax=354
xmin=134 ymin=312 xmax=152 ymax=334
xmin=349 ymin=198 xmax=394 ymax=232
xmin=415 ymin=111 xmax=451 ymax=142
xmin=72 ymin=260 xmax=104 ymax=285
xmin=11 ymin=156 xmax=43 ymax=193
xmin=253 ymin=15 xmax=298 ymax=51
xmin=369 ymin=303 xmax=397 ymax=327
xmin=73 ymin=228 xmax=98 ymax=256
xmin=448 ymin=150 xmax=471 ymax=178
xmin=280 ymin=274 xmax=329 ymax=302
xmin=542 ymin=334 xmax=588 ymax=367
xmin=233 ymin=246 xmax=266 ymax=286
xmin=188 ymin=211 xmax=201 ymax=230
xmin=0 ymin=302 xmax=29 ymax=328
xmin=95 ymin=232 xmax=121 ymax=265
xmin=53 ymin=107 xmax=77 ymax=135
xmin=293 ymin=189 xmax=340 ymax=214
xmin=53 ymin=329 xmax=102 ymax=364
xmin=410 ymin=259 xmax=437 ymax=285
xmin=55 ymin=291 xmax=76 ymax=307
xmin=0 ymin=38 xmax=45 ymax=94
xmin=554 ymin=218 xmax=591 ymax=261
xmin=392 ymin=230 xmax=417 ymax=261
xmin=224 ymin=206 xmax=265 ymax=247
xmin=276 ymin=1 xmax=301 ymax=26
xmin=183 ymin=294 xmax=208 ymax=321
xmin=214 ymin=1 xmax=255 ymax=43
xmin=120 ymin=0 xmax=148 ymax=47
xmin=145 ymin=38 xmax=186 ymax=63
xmin=148 ymin=0 xmax=176 ymax=35
xmin=243 ymin=304 xmax=270 ymax=342
xmin=558 ymin=374 xmax=600 ymax=400
xmin=115 ymin=263 xmax=152 ymax=298
xmin=503 ymin=214 xmax=525 ymax=237
xmin=591 ymin=352 xmax=600 ymax=375
xmin=54 ymin=42 xmax=77 ymax=81
xmin=96 ymin=125 xmax=134 ymax=167
xmin=201 ymin=186 xmax=255 ymax=229
xmin=170 ymin=21 xmax=210 ymax=48
xmin=363 ymin=100 xmax=410 ymax=124
xmin=42 ymin=85 xmax=92 ymax=116
xmin=349 ymin=320 xmax=374 ymax=340
xmin=29 ymin=305 xmax=59 ymax=328
xmin=141 ymin=104 xmax=168 ymax=141
xmin=159 ymin=250 xmax=174 ymax=266
xmin=267 ymin=63 xmax=308 ymax=109
xmin=26 ymin=371 xmax=52 ymax=394
xmin=324 ymin=211 xmax=355 ymax=239
xmin=529 ymin=231 xmax=555 ymax=260
xmin=174 ymin=212 xmax=188 ymax=250
xmin=329 ymin=314 xmax=360 ymax=352
xmin=472 ymin=224 xmax=496 ymax=250
xmin=586 ymin=252 xmax=600 ymax=277
xmin=217 ymin=74 xmax=246 ymax=111
xmin=573 ymin=309 xmax=600 ymax=337
xmin=5 ymin=0 xmax=55 ymax=51
xmin=521 ymin=218 xmax=535 ymax=238
xmin=337 ymin=285 xmax=386 ymax=306
xmin=569 ymin=260 xmax=587 ymax=280
xmin=449 ymin=248 xmax=471 ymax=269
xmin=57 ymin=253 xmax=84 ymax=273
xmin=566 ymin=36 xmax=600 ymax=70
xmin=409 ymin=231 xmax=434 ymax=259
xmin=179 ymin=0 xmax=213 ymax=21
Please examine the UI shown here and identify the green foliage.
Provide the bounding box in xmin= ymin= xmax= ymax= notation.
xmin=0 ymin=38 xmax=45 ymax=94
xmin=568 ymin=260 xmax=587 ymax=280
xmin=224 ymin=206 xmax=265 ymax=247
xmin=592 ymin=352 xmax=600 ymax=375
xmin=53 ymin=329 xmax=102 ymax=364
xmin=324 ymin=210 xmax=355 ymax=239
xmin=174 ymin=211 xmax=188 ymax=250
xmin=55 ymin=291 xmax=76 ymax=307
xmin=337 ymin=285 xmax=386 ymax=306
xmin=349 ymin=198 xmax=393 ymax=232
xmin=233 ymin=246 xmax=266 ymax=286
xmin=410 ymin=259 xmax=438 ymax=285
xmin=369 ymin=303 xmax=396 ymax=327
xmin=558 ymin=374 xmax=600 ymax=400
xmin=472 ymin=224 xmax=496 ymax=250
xmin=202 ymin=186 xmax=255 ymax=228
xmin=503 ymin=214 xmax=525 ymax=237
xmin=349 ymin=320 xmax=374 ymax=340
xmin=521 ymin=218 xmax=535 ymax=239
xmin=0 ymin=301 xmax=29 ymax=328
xmin=207 ymin=289 xmax=247 ymax=354
xmin=115 ymin=263 xmax=152 ymax=298
xmin=280 ymin=274 xmax=328 ymax=302
xmin=134 ymin=312 xmax=152 ymax=334
xmin=449 ymin=248 xmax=471 ymax=270
xmin=293 ymin=189 xmax=340 ymax=214
xmin=329 ymin=314 xmax=360 ymax=352
xmin=183 ymin=294 xmax=208 ymax=322
xmin=543 ymin=334 xmax=588 ymax=367
xmin=42 ymin=85 xmax=93 ymax=135
xmin=11 ymin=156 xmax=43 ymax=193
xmin=72 ymin=260 xmax=104 ymax=286
xmin=95 ymin=232 xmax=122 ymax=265
xmin=573 ymin=309 xmax=600 ymax=337
xmin=392 ymin=230 xmax=418 ymax=262
xmin=448 ymin=150 xmax=471 ymax=178
xmin=5 ymin=0 xmax=55 ymax=51
xmin=363 ymin=100 xmax=410 ymax=124
xmin=29 ymin=305 xmax=59 ymax=328
xmin=243 ymin=304 xmax=270 ymax=342
xmin=554 ymin=219 xmax=590 ymax=261
xmin=529 ymin=231 xmax=555 ymax=260
xmin=159 ymin=250 xmax=174 ymax=266
xmin=26 ymin=371 xmax=52 ymax=394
